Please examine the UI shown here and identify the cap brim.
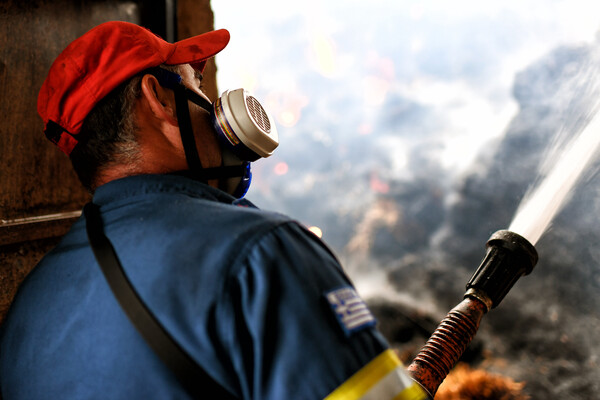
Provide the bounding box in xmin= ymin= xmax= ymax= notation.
xmin=166 ymin=29 xmax=230 ymax=66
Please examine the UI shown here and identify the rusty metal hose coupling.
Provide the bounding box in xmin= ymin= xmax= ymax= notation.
xmin=407 ymin=230 xmax=538 ymax=398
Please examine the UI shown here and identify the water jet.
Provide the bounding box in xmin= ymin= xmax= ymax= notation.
xmin=509 ymin=104 xmax=600 ymax=245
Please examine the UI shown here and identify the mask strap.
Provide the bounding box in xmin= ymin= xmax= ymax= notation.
xmin=149 ymin=67 xmax=248 ymax=184
xmin=172 ymin=85 xmax=205 ymax=176
xmin=182 ymin=86 xmax=213 ymax=113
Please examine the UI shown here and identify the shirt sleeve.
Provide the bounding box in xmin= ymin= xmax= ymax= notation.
xmin=217 ymin=221 xmax=427 ymax=400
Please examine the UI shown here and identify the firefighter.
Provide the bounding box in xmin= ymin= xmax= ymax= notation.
xmin=0 ymin=21 xmax=427 ymax=400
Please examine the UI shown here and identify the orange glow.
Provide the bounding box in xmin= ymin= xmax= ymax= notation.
xmin=278 ymin=110 xmax=299 ymax=127
xmin=266 ymin=92 xmax=309 ymax=128
xmin=308 ymin=226 xmax=323 ymax=238
xmin=370 ymin=172 xmax=390 ymax=194
xmin=274 ymin=162 xmax=289 ymax=175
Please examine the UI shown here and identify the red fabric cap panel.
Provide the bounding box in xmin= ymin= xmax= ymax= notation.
xmin=37 ymin=21 xmax=230 ymax=155
xmin=166 ymin=31 xmax=230 ymax=66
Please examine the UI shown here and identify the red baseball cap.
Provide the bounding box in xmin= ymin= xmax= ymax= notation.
xmin=37 ymin=21 xmax=230 ymax=155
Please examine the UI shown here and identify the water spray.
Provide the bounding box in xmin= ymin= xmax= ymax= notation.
xmin=407 ymin=230 xmax=538 ymax=398
xmin=404 ymin=77 xmax=600 ymax=396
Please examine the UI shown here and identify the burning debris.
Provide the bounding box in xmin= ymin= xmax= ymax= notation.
xmin=435 ymin=363 xmax=529 ymax=400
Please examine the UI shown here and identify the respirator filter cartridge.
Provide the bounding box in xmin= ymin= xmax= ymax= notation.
xmin=212 ymin=89 xmax=279 ymax=162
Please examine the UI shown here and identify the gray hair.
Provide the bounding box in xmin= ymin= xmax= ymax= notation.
xmin=70 ymin=64 xmax=183 ymax=192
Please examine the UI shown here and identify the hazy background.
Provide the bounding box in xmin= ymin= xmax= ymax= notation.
xmin=213 ymin=0 xmax=599 ymax=246
xmin=212 ymin=2 xmax=600 ymax=397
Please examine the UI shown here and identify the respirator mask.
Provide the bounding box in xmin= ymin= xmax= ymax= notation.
xmin=150 ymin=68 xmax=279 ymax=198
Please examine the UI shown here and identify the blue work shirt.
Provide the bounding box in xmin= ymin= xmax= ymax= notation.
xmin=0 ymin=174 xmax=426 ymax=399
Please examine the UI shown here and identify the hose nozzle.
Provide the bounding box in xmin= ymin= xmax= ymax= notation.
xmin=465 ymin=230 xmax=538 ymax=310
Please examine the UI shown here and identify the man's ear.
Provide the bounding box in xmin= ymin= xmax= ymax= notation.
xmin=140 ymin=74 xmax=178 ymax=126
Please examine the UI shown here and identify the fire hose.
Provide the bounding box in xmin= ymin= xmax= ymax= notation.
xmin=407 ymin=230 xmax=538 ymax=398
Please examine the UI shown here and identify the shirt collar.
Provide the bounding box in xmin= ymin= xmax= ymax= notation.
xmin=92 ymin=173 xmax=244 ymax=208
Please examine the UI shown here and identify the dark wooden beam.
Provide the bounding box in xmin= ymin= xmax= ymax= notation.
xmin=0 ymin=211 xmax=81 ymax=247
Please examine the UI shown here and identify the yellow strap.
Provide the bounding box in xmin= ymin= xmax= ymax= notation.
xmin=393 ymin=384 xmax=429 ymax=400
xmin=324 ymin=350 xmax=426 ymax=400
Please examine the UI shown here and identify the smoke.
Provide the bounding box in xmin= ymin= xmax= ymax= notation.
xmin=214 ymin=1 xmax=600 ymax=229
xmin=214 ymin=2 xmax=600 ymax=397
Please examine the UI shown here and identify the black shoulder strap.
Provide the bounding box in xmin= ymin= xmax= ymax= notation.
xmin=83 ymin=202 xmax=236 ymax=399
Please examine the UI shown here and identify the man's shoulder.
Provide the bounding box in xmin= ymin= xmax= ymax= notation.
xmin=89 ymin=174 xmax=286 ymax=235
xmin=121 ymin=188 xmax=293 ymax=238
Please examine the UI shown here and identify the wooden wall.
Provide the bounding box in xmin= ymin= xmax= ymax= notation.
xmin=0 ymin=0 xmax=218 ymax=325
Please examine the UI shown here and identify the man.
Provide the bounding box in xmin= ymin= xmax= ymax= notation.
xmin=0 ymin=21 xmax=428 ymax=399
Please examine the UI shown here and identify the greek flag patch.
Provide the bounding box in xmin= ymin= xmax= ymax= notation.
xmin=325 ymin=287 xmax=376 ymax=336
